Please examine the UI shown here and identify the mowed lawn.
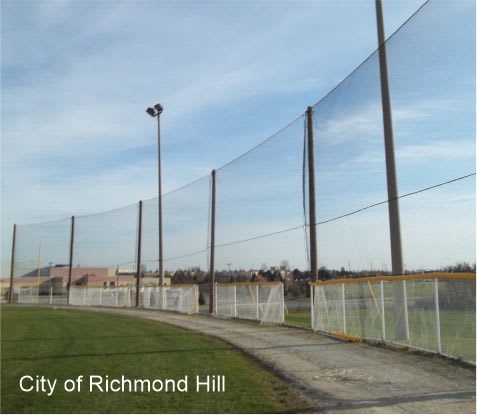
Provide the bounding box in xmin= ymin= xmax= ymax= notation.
xmin=1 ymin=306 xmax=310 ymax=414
xmin=285 ymin=311 xmax=311 ymax=328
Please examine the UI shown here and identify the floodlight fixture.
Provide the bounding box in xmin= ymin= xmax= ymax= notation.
xmin=146 ymin=107 xmax=156 ymax=117
xmin=153 ymin=103 xmax=164 ymax=114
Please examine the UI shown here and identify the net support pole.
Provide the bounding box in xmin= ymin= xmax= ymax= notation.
xmin=49 ymin=286 xmax=53 ymax=305
xmin=433 ymin=278 xmax=442 ymax=353
xmin=157 ymin=114 xmax=164 ymax=287
xmin=375 ymin=0 xmax=408 ymax=340
xmin=136 ymin=200 xmax=143 ymax=308
xmin=67 ymin=216 xmax=75 ymax=305
xmin=380 ymin=280 xmax=386 ymax=340
xmin=306 ymin=106 xmax=318 ymax=280
xmin=341 ymin=283 xmax=346 ymax=334
xmin=209 ymin=169 xmax=216 ymax=314
xmin=8 ymin=224 xmax=16 ymax=304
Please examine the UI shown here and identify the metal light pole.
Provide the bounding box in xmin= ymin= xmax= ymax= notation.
xmin=146 ymin=103 xmax=164 ymax=286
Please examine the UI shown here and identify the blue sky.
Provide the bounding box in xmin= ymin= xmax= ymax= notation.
xmin=2 ymin=0 xmax=474 ymax=275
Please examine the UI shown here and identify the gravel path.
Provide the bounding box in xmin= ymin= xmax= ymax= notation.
xmin=71 ymin=307 xmax=475 ymax=413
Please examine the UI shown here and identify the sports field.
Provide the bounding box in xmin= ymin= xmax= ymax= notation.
xmin=1 ymin=306 xmax=310 ymax=413
xmin=285 ymin=310 xmax=311 ymax=328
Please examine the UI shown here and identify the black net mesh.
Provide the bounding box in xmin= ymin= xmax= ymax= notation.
xmin=214 ymin=116 xmax=307 ymax=273
xmin=13 ymin=219 xmax=71 ymax=303
xmin=142 ymin=175 xmax=210 ymax=273
xmin=309 ymin=0 xmax=475 ymax=274
xmin=74 ymin=203 xmax=138 ymax=270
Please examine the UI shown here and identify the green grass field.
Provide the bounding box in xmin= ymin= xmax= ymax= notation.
xmin=1 ymin=306 xmax=310 ymax=414
xmin=285 ymin=311 xmax=311 ymax=328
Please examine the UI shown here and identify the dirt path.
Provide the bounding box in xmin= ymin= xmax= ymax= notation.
xmin=71 ymin=307 xmax=475 ymax=413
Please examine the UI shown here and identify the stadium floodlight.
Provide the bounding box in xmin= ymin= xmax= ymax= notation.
xmin=146 ymin=103 xmax=165 ymax=287
xmin=146 ymin=107 xmax=156 ymax=117
xmin=153 ymin=103 xmax=164 ymax=114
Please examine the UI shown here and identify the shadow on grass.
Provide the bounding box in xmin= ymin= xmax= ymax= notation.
xmin=5 ymin=340 xmax=347 ymax=362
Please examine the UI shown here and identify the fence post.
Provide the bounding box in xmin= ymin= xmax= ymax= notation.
xmin=209 ymin=169 xmax=216 ymax=313
xmin=67 ymin=216 xmax=75 ymax=305
xmin=281 ymin=283 xmax=285 ymax=323
xmin=179 ymin=286 xmax=183 ymax=312
xmin=306 ymin=107 xmax=318 ymax=280
xmin=341 ymin=283 xmax=346 ymax=334
xmin=83 ymin=287 xmax=86 ymax=305
xmin=310 ymin=283 xmax=315 ymax=330
xmin=99 ymin=288 xmax=102 ymax=306
xmin=380 ymin=280 xmax=386 ymax=340
xmin=214 ymin=283 xmax=217 ymax=316
xmin=136 ymin=200 xmax=143 ymax=308
xmin=115 ymin=287 xmax=118 ymax=307
xmin=36 ymin=244 xmax=41 ymax=305
xmin=256 ymin=284 xmax=260 ymax=320
xmin=49 ymin=286 xmax=53 ymax=305
xmin=434 ymin=278 xmax=442 ymax=353
xmin=233 ymin=285 xmax=237 ymax=317
xmin=8 ymin=224 xmax=16 ymax=304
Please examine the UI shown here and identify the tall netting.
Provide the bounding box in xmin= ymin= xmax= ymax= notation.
xmin=311 ymin=45 xmax=390 ymax=273
xmin=6 ymin=0 xmax=475 ymax=360
xmin=74 ymin=203 xmax=138 ymax=270
xmin=214 ymin=116 xmax=307 ymax=274
xmin=12 ymin=219 xmax=71 ymax=304
xmin=386 ymin=0 xmax=476 ymax=270
xmin=73 ymin=203 xmax=138 ymax=305
xmin=309 ymin=0 xmax=475 ymax=274
xmin=142 ymin=176 xmax=210 ymax=273
xmin=312 ymin=275 xmax=475 ymax=363
xmin=215 ymin=282 xmax=284 ymax=324
xmin=216 ymin=117 xmax=305 ymax=270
